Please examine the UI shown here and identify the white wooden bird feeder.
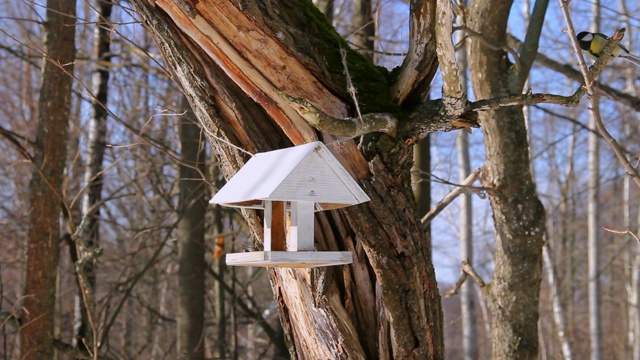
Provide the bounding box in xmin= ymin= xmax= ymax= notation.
xmin=210 ymin=141 xmax=370 ymax=268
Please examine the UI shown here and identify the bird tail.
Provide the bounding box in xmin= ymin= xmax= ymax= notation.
xmin=621 ymin=53 xmax=640 ymax=67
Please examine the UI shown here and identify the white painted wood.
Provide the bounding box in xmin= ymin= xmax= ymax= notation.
xmin=226 ymin=251 xmax=352 ymax=268
xmin=315 ymin=144 xmax=371 ymax=205
xmin=289 ymin=201 xmax=314 ymax=251
xmin=209 ymin=141 xmax=370 ymax=210
xmin=263 ymin=200 xmax=272 ymax=251
xmin=210 ymin=142 xmax=370 ymax=267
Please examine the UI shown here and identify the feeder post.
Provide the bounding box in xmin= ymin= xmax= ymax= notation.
xmin=289 ymin=201 xmax=315 ymax=251
xmin=264 ymin=200 xmax=285 ymax=251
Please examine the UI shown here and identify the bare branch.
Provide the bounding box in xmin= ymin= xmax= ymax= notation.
xmin=421 ymin=167 xmax=482 ymax=226
xmin=444 ymin=272 xmax=468 ymax=297
xmin=282 ymin=92 xmax=397 ymax=137
xmin=462 ymin=259 xmax=486 ymax=287
xmin=558 ymin=5 xmax=640 ymax=187
xmin=0 ymin=125 xmax=33 ymax=162
xmin=508 ymin=34 xmax=640 ymax=111
xmin=444 ymin=259 xmax=486 ymax=297
xmin=603 ymin=227 xmax=640 ymax=243
xmin=517 ymin=0 xmax=550 ymax=89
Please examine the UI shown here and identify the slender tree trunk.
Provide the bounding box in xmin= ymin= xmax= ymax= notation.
xmin=177 ymin=97 xmax=207 ymax=360
xmin=543 ymin=242 xmax=572 ymax=359
xmin=455 ymin=15 xmax=477 ymax=358
xmin=466 ymin=0 xmax=547 ymax=358
xmin=620 ymin=4 xmax=640 ymax=357
xmin=351 ymin=0 xmax=375 ymax=62
xmin=213 ymin=202 xmax=228 ymax=359
xmin=21 ymin=0 xmax=76 ymax=358
xmin=587 ymin=3 xmax=602 ymax=359
xmin=632 ymin=214 xmax=640 ymax=360
xmin=457 ymin=129 xmax=477 ymax=360
xmin=560 ymin=122 xmax=577 ymax=345
xmin=73 ymin=1 xmax=112 ymax=353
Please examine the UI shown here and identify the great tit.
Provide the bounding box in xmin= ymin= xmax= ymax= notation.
xmin=577 ymin=31 xmax=640 ymax=66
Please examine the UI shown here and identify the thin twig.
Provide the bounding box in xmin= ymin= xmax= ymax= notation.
xmin=421 ymin=167 xmax=482 ymax=226
xmin=444 ymin=259 xmax=486 ymax=297
xmin=603 ymin=227 xmax=640 ymax=243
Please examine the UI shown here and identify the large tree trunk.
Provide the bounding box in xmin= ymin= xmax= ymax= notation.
xmin=466 ymin=0 xmax=546 ymax=359
xmin=130 ymin=0 xmax=444 ymax=358
xmin=21 ymin=0 xmax=76 ymax=358
xmin=176 ymin=97 xmax=207 ymax=359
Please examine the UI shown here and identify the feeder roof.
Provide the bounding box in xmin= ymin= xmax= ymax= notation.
xmin=210 ymin=141 xmax=370 ymax=211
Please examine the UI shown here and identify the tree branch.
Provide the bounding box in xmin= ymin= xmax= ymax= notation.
xmin=508 ymin=34 xmax=640 ymax=111
xmin=282 ymin=71 xmax=610 ymax=142
xmin=444 ymin=259 xmax=486 ymax=297
xmin=0 ymin=125 xmax=33 ymax=162
xmin=421 ymin=167 xmax=482 ymax=227
xmin=281 ymin=92 xmax=397 ymax=137
xmin=517 ymin=0 xmax=550 ymax=90
xmin=558 ymin=7 xmax=640 ymax=187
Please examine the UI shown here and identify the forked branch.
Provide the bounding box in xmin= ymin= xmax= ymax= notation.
xmin=444 ymin=259 xmax=486 ymax=297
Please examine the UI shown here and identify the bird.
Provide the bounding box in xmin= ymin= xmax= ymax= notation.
xmin=576 ymin=31 xmax=640 ymax=66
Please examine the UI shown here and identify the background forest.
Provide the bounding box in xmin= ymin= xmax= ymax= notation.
xmin=1 ymin=0 xmax=640 ymax=359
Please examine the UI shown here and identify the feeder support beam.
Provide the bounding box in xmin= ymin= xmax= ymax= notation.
xmin=289 ymin=201 xmax=315 ymax=251
xmin=264 ymin=200 xmax=286 ymax=251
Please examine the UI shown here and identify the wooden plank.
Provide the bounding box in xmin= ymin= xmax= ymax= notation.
xmin=271 ymin=201 xmax=286 ymax=251
xmin=226 ymin=251 xmax=353 ymax=268
xmin=289 ymin=201 xmax=315 ymax=251
xmin=263 ymin=200 xmax=272 ymax=251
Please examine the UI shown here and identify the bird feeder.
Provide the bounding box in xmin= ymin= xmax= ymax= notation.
xmin=210 ymin=141 xmax=370 ymax=268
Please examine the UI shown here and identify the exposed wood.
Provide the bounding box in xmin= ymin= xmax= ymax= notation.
xmin=271 ymin=201 xmax=286 ymax=252
xmin=154 ymin=0 xmax=346 ymax=144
